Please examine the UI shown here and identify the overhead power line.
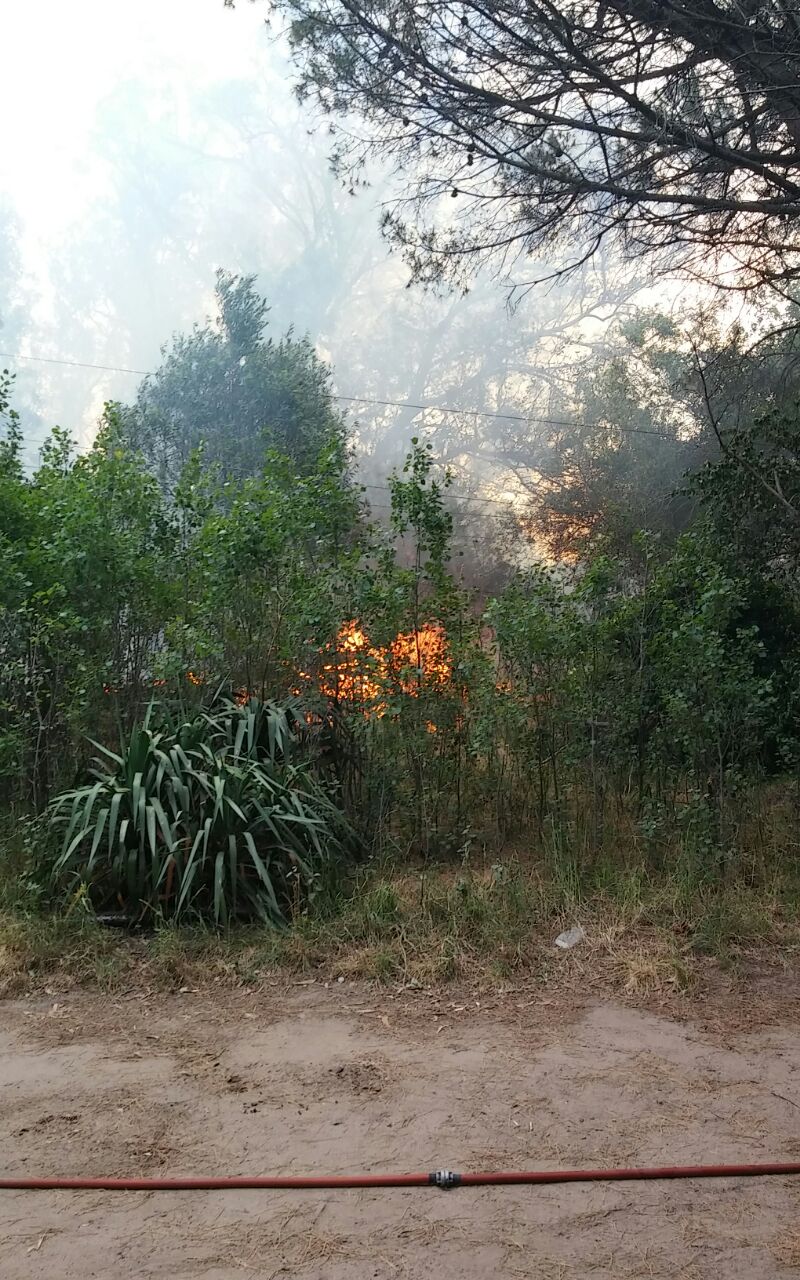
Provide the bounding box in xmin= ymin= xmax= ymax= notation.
xmin=0 ymin=347 xmax=678 ymax=438
xmin=337 ymin=392 xmax=533 ymax=421
xmin=0 ymin=351 xmax=150 ymax=377
xmin=361 ymin=483 xmax=513 ymax=509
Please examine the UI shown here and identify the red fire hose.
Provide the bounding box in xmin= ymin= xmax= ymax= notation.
xmin=2 ymin=1162 xmax=800 ymax=1191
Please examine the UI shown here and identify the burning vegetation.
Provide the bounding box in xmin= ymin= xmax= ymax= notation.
xmin=300 ymin=621 xmax=451 ymax=713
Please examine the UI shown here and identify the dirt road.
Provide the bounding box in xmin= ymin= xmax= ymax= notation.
xmin=1 ymin=981 xmax=799 ymax=1277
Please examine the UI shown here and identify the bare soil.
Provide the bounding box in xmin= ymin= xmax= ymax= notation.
xmin=2 ymin=979 xmax=800 ymax=1278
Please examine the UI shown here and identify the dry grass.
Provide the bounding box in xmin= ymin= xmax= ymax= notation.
xmin=773 ymin=1227 xmax=800 ymax=1269
xmin=619 ymin=944 xmax=694 ymax=997
xmin=196 ymin=1217 xmax=352 ymax=1273
xmin=2 ymin=851 xmax=800 ymax=1012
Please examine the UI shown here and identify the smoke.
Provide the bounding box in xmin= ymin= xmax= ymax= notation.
xmin=1 ymin=0 xmax=636 ymax=529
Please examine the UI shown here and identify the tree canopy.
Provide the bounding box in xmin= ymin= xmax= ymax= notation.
xmin=118 ymin=270 xmax=347 ymax=487
xmin=264 ymin=0 xmax=800 ymax=297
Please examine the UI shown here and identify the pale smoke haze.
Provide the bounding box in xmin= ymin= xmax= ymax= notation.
xmin=0 ymin=0 xmax=625 ymax=492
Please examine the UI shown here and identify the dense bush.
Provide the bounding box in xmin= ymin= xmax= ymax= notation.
xmin=3 ymin=352 xmax=800 ymax=927
xmin=49 ymin=699 xmax=353 ymax=926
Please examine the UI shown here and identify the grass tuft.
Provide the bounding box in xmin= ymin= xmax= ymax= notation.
xmin=2 ymin=818 xmax=800 ymax=997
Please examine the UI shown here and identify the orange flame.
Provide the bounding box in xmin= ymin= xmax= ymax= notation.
xmin=297 ymin=620 xmax=451 ymax=715
xmin=388 ymin=623 xmax=450 ymax=693
xmin=316 ymin=621 xmax=387 ymax=705
xmin=102 ymin=624 xmax=452 ymax=720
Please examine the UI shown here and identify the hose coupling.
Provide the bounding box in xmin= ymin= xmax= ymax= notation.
xmin=430 ymin=1169 xmax=462 ymax=1190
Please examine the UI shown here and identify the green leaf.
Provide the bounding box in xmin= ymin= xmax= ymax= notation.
xmin=213 ymin=849 xmax=226 ymax=924
xmin=108 ymin=790 xmax=123 ymax=856
xmin=146 ymin=804 xmax=157 ymax=860
xmin=88 ymin=807 xmax=110 ymax=868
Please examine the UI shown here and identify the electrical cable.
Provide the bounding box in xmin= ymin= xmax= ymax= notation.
xmin=0 ymin=349 xmax=680 ymax=438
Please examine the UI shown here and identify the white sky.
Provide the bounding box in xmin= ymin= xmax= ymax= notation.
xmin=1 ymin=0 xmax=268 ymax=256
xmin=0 ymin=0 xmax=316 ymax=440
xmin=0 ymin=0 xmax=711 ymax=464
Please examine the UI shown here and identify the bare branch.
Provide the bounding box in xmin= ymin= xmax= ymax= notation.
xmin=268 ymin=0 xmax=800 ymax=295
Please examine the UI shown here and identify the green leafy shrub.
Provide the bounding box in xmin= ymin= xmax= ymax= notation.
xmin=49 ymin=698 xmax=353 ymax=926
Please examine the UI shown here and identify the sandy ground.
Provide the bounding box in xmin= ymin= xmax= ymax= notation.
xmin=1 ymin=979 xmax=800 ymax=1278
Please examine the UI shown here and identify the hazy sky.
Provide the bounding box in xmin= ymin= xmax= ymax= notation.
xmin=1 ymin=0 xmax=395 ymax=438
xmin=0 ymin=0 xmax=638 ymax=476
xmin=2 ymin=1 xmax=267 ymax=256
